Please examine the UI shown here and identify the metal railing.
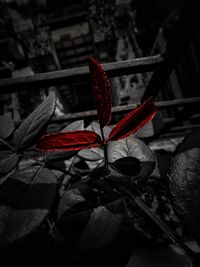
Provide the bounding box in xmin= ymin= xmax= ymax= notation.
xmin=0 ymin=54 xmax=164 ymax=93
xmin=0 ymin=0 xmax=199 ymax=137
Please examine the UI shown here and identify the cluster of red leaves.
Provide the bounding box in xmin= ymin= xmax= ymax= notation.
xmin=36 ymin=57 xmax=157 ymax=151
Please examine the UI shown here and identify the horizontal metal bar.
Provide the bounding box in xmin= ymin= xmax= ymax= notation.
xmin=51 ymin=97 xmax=200 ymax=124
xmin=155 ymin=97 xmax=200 ymax=108
xmin=0 ymin=54 xmax=164 ymax=93
xmin=170 ymin=123 xmax=200 ymax=132
xmin=163 ymin=113 xmax=200 ymax=124
xmin=158 ymin=124 xmax=200 ymax=139
xmin=44 ymin=12 xmax=89 ymax=30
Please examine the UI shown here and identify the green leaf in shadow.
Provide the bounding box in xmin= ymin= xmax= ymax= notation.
xmin=0 ymin=166 xmax=57 ymax=250
xmin=0 ymin=115 xmax=15 ymax=139
xmin=13 ymin=93 xmax=56 ymax=150
xmin=107 ymin=135 xmax=155 ymax=178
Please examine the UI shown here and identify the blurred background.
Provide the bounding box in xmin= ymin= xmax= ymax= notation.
xmin=0 ymin=0 xmax=199 ymax=146
xmin=1 ymin=1 xmax=200 ymax=266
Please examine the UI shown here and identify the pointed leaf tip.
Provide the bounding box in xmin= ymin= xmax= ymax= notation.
xmin=108 ymin=97 xmax=157 ymax=141
xmin=13 ymin=92 xmax=56 ymax=149
xmin=88 ymin=56 xmax=112 ymax=128
xmin=0 ymin=115 xmax=15 ymax=139
xmin=36 ymin=130 xmax=102 ymax=152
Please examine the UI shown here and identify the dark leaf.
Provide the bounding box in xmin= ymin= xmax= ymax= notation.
xmin=88 ymin=57 xmax=112 ymax=128
xmin=136 ymin=111 xmax=163 ymax=138
xmin=89 ymin=161 xmax=107 ymax=180
xmin=56 ymin=175 xmax=133 ymax=266
xmin=57 ymin=186 xmax=88 ymax=219
xmin=0 ymin=152 xmax=19 ymax=176
xmin=128 ymin=246 xmax=191 ymax=267
xmin=77 ymin=202 xmax=124 ymax=250
xmin=108 ymin=136 xmax=155 ymax=178
xmin=67 ymin=156 xmax=95 ymax=179
xmin=0 ymin=166 xmax=57 ymax=249
xmin=13 ymin=93 xmax=56 ymax=149
xmin=108 ymin=97 xmax=157 ymax=141
xmin=175 ymin=128 xmax=200 ymax=154
xmin=46 ymin=150 xmax=76 ymax=162
xmin=0 ymin=115 xmax=15 ymax=139
xmin=88 ymin=178 xmax=120 ymax=200
xmin=85 ymin=159 xmax=104 ymax=171
xmin=105 ymin=164 xmax=131 ymax=188
xmin=45 ymin=161 xmax=67 ymax=175
xmin=68 ymin=156 xmax=84 ymax=176
xmin=57 ymin=182 xmax=99 ymax=244
xmin=110 ymin=157 xmax=141 ymax=176
xmin=57 ymin=180 xmax=124 ymax=250
xmin=0 ymin=169 xmax=15 ymax=187
xmin=168 ymin=129 xmax=200 ymax=242
xmin=73 ymin=158 xmax=90 ymax=176
xmin=36 ymin=130 xmax=102 ymax=151
xmin=153 ymin=151 xmax=170 ymax=178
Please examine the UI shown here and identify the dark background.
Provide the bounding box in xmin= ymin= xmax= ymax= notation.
xmin=0 ymin=0 xmax=199 ymax=138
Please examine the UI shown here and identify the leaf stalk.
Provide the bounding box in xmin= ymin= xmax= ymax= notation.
xmin=113 ymin=183 xmax=198 ymax=264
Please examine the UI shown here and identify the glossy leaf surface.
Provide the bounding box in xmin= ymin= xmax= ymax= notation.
xmin=108 ymin=135 xmax=155 ymax=178
xmin=108 ymin=98 xmax=157 ymax=141
xmin=88 ymin=57 xmax=112 ymax=128
xmin=46 ymin=120 xmax=84 ymax=162
xmin=36 ymin=130 xmax=102 ymax=151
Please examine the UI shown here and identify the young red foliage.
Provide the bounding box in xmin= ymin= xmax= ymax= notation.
xmin=88 ymin=56 xmax=112 ymax=128
xmin=36 ymin=59 xmax=158 ymax=153
xmin=36 ymin=130 xmax=102 ymax=151
xmin=107 ymin=97 xmax=157 ymax=141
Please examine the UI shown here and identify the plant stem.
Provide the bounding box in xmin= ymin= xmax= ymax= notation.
xmin=0 ymin=136 xmax=16 ymax=153
xmin=100 ymin=126 xmax=108 ymax=172
xmin=113 ymin=183 xmax=198 ymax=263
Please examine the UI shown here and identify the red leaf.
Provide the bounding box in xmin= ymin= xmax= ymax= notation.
xmin=36 ymin=130 xmax=102 ymax=151
xmin=108 ymin=98 xmax=157 ymax=141
xmin=88 ymin=56 xmax=112 ymax=128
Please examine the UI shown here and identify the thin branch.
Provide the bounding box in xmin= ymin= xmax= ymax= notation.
xmin=100 ymin=127 xmax=108 ymax=172
xmin=0 ymin=136 xmax=16 ymax=153
xmin=113 ymin=183 xmax=198 ymax=263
